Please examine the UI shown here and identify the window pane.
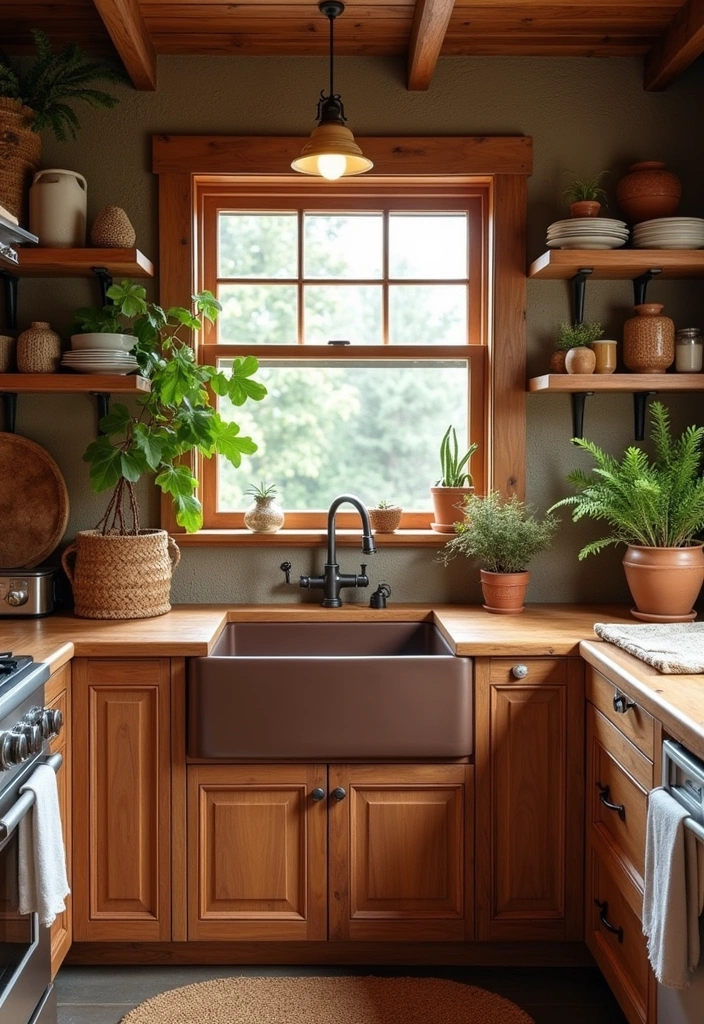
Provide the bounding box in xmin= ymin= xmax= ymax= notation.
xmin=389 ymin=285 xmax=467 ymax=345
xmin=304 ymin=285 xmax=382 ymax=344
xmin=218 ymin=214 xmax=297 ymax=278
xmin=218 ymin=284 xmax=297 ymax=344
xmin=389 ymin=214 xmax=468 ymax=279
xmin=304 ymin=214 xmax=383 ymax=279
xmin=216 ymin=359 xmax=469 ymax=511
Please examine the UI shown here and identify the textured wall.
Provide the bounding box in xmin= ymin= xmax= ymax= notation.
xmin=12 ymin=53 xmax=704 ymax=605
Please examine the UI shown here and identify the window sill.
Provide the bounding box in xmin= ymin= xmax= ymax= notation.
xmin=171 ymin=529 xmax=447 ymax=547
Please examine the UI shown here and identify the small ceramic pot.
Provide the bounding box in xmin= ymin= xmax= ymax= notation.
xmin=244 ymin=496 xmax=285 ymax=534
xmin=549 ymin=350 xmax=567 ymax=373
xmin=590 ymin=339 xmax=618 ymax=374
xmin=623 ymin=303 xmax=674 ymax=373
xmin=480 ymin=569 xmax=530 ymax=614
xmin=569 ymin=201 xmax=601 ymax=218
xmin=616 ymin=161 xmax=681 ymax=224
xmin=16 ymin=321 xmax=62 ymax=373
xmin=565 ymin=346 xmax=597 ymax=374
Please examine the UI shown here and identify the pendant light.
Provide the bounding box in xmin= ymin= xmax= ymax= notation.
xmin=291 ymin=1 xmax=373 ymax=180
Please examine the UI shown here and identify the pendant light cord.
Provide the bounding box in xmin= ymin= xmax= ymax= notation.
xmin=328 ymin=9 xmax=335 ymax=99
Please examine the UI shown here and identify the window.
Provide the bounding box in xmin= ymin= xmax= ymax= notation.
xmin=196 ymin=180 xmax=489 ymax=531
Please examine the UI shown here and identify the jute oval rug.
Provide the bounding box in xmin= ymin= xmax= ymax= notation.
xmin=120 ymin=976 xmax=535 ymax=1023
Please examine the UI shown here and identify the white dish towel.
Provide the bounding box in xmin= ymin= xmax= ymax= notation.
xmin=18 ymin=763 xmax=70 ymax=927
xmin=643 ymin=787 xmax=704 ymax=988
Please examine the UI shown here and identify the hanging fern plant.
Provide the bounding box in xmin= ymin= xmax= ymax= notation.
xmin=0 ymin=30 xmax=121 ymax=141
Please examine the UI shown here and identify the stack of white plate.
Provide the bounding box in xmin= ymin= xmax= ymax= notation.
xmin=632 ymin=218 xmax=704 ymax=249
xmin=546 ymin=218 xmax=629 ymax=250
xmin=61 ymin=351 xmax=139 ymax=375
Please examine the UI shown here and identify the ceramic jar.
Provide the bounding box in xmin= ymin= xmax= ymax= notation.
xmin=16 ymin=321 xmax=62 ymax=373
xmin=616 ymin=161 xmax=681 ymax=224
xmin=565 ymin=346 xmax=596 ymax=374
xmin=590 ymin=339 xmax=618 ymax=374
xmin=623 ymin=304 xmax=674 ymax=373
xmin=0 ymin=335 xmax=14 ymax=372
xmin=29 ymin=169 xmax=87 ymax=247
xmin=244 ymin=495 xmax=285 ymax=534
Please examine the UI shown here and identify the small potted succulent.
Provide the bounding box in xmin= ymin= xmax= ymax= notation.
xmin=369 ymin=500 xmax=403 ymax=534
xmin=430 ymin=425 xmax=479 ymax=534
xmin=563 ymin=171 xmax=608 ymax=218
xmin=550 ymin=320 xmax=604 ymax=374
xmin=243 ymin=481 xmax=285 ymax=534
xmin=440 ymin=491 xmax=559 ymax=614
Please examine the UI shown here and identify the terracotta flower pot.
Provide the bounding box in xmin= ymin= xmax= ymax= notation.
xmin=569 ymin=201 xmax=601 ymax=218
xmin=565 ymin=346 xmax=597 ymax=374
xmin=622 ymin=544 xmax=704 ymax=622
xmin=480 ymin=569 xmax=530 ymax=614
xmin=616 ymin=161 xmax=681 ymax=224
xmin=369 ymin=506 xmax=403 ymax=533
xmin=430 ymin=486 xmax=473 ymax=534
xmin=623 ymin=303 xmax=674 ymax=374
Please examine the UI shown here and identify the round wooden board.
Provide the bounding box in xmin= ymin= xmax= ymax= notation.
xmin=0 ymin=433 xmax=70 ymax=568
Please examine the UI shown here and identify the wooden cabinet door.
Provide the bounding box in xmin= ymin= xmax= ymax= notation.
xmin=187 ymin=764 xmax=327 ymax=941
xmin=328 ymin=763 xmax=472 ymax=941
xmin=46 ymin=663 xmax=71 ymax=977
xmin=72 ymin=658 xmax=171 ymax=941
xmin=475 ymin=657 xmax=585 ymax=941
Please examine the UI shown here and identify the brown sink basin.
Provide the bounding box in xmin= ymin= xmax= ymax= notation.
xmin=188 ymin=622 xmax=472 ymax=760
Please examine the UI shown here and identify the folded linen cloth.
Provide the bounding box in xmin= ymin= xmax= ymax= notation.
xmin=593 ymin=621 xmax=704 ymax=674
xmin=18 ymin=763 xmax=70 ymax=927
xmin=643 ymin=787 xmax=704 ymax=988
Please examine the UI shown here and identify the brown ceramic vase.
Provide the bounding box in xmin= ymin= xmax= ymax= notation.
xmin=623 ymin=304 xmax=674 ymax=373
xmin=480 ymin=569 xmax=530 ymax=614
xmin=565 ymin=346 xmax=597 ymax=374
xmin=616 ymin=161 xmax=681 ymax=224
xmin=622 ymin=544 xmax=704 ymax=622
xmin=549 ymin=350 xmax=567 ymax=373
xmin=430 ymin=486 xmax=473 ymax=534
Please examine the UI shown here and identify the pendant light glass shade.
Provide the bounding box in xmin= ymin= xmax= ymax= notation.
xmin=292 ymin=1 xmax=373 ymax=180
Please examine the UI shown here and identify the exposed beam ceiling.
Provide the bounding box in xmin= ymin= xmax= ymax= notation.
xmin=93 ymin=0 xmax=157 ymax=90
xmin=408 ymin=0 xmax=456 ymax=89
xmin=644 ymin=0 xmax=704 ymax=88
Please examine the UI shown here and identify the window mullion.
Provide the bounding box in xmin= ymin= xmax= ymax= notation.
xmin=297 ymin=207 xmax=304 ymax=345
xmin=382 ymin=210 xmax=389 ymax=345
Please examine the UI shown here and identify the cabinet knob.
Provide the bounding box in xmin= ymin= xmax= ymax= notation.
xmin=311 ymin=787 xmax=326 ymax=801
xmin=332 ymin=787 xmax=347 ymax=801
xmin=612 ymin=691 xmax=636 ymax=714
xmin=511 ymin=664 xmax=529 ymax=679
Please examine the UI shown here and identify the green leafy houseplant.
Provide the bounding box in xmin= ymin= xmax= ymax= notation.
xmin=436 ymin=425 xmax=479 ymax=487
xmin=563 ymin=172 xmax=608 ymax=205
xmin=82 ymin=280 xmax=268 ymax=534
xmin=245 ymin=482 xmax=278 ymax=501
xmin=555 ymin=320 xmax=604 ymax=351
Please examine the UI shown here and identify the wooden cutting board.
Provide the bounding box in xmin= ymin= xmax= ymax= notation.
xmin=0 ymin=433 xmax=70 ymax=568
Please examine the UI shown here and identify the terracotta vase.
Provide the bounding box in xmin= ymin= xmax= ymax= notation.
xmin=549 ymin=350 xmax=567 ymax=373
xmin=616 ymin=161 xmax=681 ymax=224
xmin=565 ymin=346 xmax=597 ymax=374
xmin=369 ymin=506 xmax=403 ymax=534
xmin=623 ymin=303 xmax=674 ymax=374
xmin=243 ymin=496 xmax=285 ymax=534
xmin=430 ymin=486 xmax=473 ymax=534
xmin=480 ymin=569 xmax=530 ymax=614
xmin=622 ymin=544 xmax=704 ymax=622
xmin=569 ymin=201 xmax=601 ymax=218
xmin=16 ymin=321 xmax=62 ymax=373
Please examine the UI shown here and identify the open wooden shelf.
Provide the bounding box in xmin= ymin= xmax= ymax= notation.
xmin=529 ymin=250 xmax=704 ymax=280
xmin=0 ymin=374 xmax=150 ymax=393
xmin=529 ymin=373 xmax=704 ymax=393
xmin=12 ymin=248 xmax=154 ymax=278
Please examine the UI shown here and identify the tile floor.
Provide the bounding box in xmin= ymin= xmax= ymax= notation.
xmin=56 ymin=964 xmax=629 ymax=1023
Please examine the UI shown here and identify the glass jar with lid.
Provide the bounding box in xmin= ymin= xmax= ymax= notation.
xmin=675 ymin=327 xmax=703 ymax=372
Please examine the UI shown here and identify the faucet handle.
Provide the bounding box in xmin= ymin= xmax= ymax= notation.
xmin=280 ymin=561 xmax=292 ymax=585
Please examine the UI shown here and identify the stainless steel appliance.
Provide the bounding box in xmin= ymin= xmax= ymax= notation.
xmin=658 ymin=739 xmax=704 ymax=1024
xmin=0 ymin=653 xmax=62 ymax=1024
xmin=0 ymin=571 xmax=56 ymax=618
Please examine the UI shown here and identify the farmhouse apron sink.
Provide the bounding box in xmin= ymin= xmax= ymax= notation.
xmin=188 ymin=621 xmax=472 ymax=759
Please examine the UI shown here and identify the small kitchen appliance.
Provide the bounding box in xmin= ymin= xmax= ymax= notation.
xmin=0 ymin=570 xmax=56 ymax=618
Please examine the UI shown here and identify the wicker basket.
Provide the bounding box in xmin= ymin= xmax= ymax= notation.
xmin=62 ymin=529 xmax=181 ymax=620
xmin=0 ymin=99 xmax=41 ymax=222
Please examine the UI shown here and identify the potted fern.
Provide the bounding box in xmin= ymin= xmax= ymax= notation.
xmin=440 ymin=491 xmax=559 ymax=613
xmin=563 ymin=171 xmax=608 ymax=218
xmin=0 ymin=31 xmax=120 ymax=220
xmin=549 ymin=402 xmax=704 ymax=621
xmin=430 ymin=425 xmax=479 ymax=534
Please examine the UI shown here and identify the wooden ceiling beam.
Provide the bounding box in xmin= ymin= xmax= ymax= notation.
xmin=92 ymin=0 xmax=157 ymax=89
xmin=407 ymin=0 xmax=456 ymax=89
xmin=644 ymin=0 xmax=704 ymax=89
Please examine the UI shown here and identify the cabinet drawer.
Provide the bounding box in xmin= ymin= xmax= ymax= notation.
xmin=46 ymin=689 xmax=67 ymax=756
xmin=587 ymin=706 xmax=652 ymax=887
xmin=587 ymin=843 xmax=650 ymax=1024
xmin=586 ymin=666 xmax=654 ymax=760
xmin=45 ymin=663 xmax=70 ymax=706
xmin=489 ymin=658 xmax=570 ymax=684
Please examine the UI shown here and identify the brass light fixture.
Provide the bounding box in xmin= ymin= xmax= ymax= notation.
xmin=291 ymin=1 xmax=373 ymax=180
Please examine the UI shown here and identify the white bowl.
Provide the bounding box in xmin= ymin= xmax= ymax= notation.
xmin=71 ymin=333 xmax=135 ymax=352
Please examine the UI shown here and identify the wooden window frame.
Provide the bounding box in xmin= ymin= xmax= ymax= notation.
xmin=153 ymin=136 xmax=531 ymax=545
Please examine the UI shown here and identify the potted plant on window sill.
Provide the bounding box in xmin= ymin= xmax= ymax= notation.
xmin=430 ymin=425 xmax=478 ymax=534
xmin=369 ymin=500 xmax=403 ymax=534
xmin=61 ymin=280 xmax=267 ymax=620
xmin=440 ymin=491 xmax=559 ymax=613
xmin=549 ymin=402 xmax=704 ymax=622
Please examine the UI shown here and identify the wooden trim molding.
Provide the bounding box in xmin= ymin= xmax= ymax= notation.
xmin=93 ymin=0 xmax=157 ymax=90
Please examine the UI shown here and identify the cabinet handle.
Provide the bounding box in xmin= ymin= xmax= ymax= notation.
xmin=613 ymin=691 xmax=636 ymax=714
xmin=311 ymin=787 xmax=326 ymax=801
xmin=595 ymin=899 xmax=624 ymax=943
xmin=511 ymin=664 xmax=529 ymax=679
xmin=332 ymin=787 xmax=347 ymax=801
xmin=598 ymin=784 xmax=626 ymax=821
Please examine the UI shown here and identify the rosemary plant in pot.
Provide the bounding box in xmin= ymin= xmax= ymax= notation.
xmin=62 ymin=281 xmax=267 ymax=620
xmin=430 ymin=425 xmax=479 ymax=534
xmin=549 ymin=402 xmax=704 ymax=621
xmin=440 ymin=491 xmax=558 ymax=613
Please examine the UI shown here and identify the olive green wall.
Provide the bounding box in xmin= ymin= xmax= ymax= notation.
xmin=14 ymin=53 xmax=704 ymax=605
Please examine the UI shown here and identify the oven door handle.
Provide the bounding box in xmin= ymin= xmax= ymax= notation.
xmin=0 ymin=752 xmax=62 ymax=849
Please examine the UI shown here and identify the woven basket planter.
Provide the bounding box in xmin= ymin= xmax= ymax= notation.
xmin=369 ymin=506 xmax=403 ymax=533
xmin=62 ymin=529 xmax=181 ymax=620
xmin=0 ymin=99 xmax=41 ymax=222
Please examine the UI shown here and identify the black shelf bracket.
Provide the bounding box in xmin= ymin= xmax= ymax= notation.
xmin=1 ymin=393 xmax=17 ymax=433
xmin=571 ymin=267 xmax=593 ymax=324
xmin=91 ymin=392 xmax=111 ymax=432
xmin=0 ymin=269 xmax=19 ymax=331
xmin=633 ymin=391 xmax=657 ymax=441
xmin=91 ymin=267 xmax=113 ymax=307
xmin=570 ymin=391 xmax=594 ymax=440
xmin=633 ymin=268 xmax=662 ymax=306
